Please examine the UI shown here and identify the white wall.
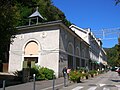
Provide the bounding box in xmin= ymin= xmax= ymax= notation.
xmin=9 ymin=26 xmax=60 ymax=77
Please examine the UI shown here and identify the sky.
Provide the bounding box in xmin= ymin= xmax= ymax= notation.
xmin=52 ymin=0 xmax=120 ymax=48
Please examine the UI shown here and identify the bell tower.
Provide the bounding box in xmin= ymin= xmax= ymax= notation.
xmin=29 ymin=7 xmax=44 ymax=25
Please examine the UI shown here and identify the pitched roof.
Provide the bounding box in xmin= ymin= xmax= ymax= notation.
xmin=29 ymin=7 xmax=44 ymax=19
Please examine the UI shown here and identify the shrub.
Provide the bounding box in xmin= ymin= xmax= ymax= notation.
xmin=82 ymin=73 xmax=89 ymax=79
xmin=30 ymin=65 xmax=54 ymax=80
xmin=78 ymin=67 xmax=86 ymax=72
xmin=69 ymin=70 xmax=83 ymax=83
xmin=39 ymin=67 xmax=54 ymax=80
xmin=30 ymin=65 xmax=40 ymax=77
xmin=88 ymin=70 xmax=98 ymax=77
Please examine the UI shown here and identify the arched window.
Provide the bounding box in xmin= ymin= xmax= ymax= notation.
xmin=76 ymin=47 xmax=80 ymax=56
xmin=67 ymin=43 xmax=74 ymax=69
xmin=67 ymin=43 xmax=74 ymax=54
xmin=82 ymin=48 xmax=86 ymax=58
xmin=24 ymin=41 xmax=39 ymax=55
xmin=75 ymin=47 xmax=80 ymax=69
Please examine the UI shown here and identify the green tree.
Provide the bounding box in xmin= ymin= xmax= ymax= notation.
xmin=0 ymin=0 xmax=71 ymax=64
xmin=15 ymin=0 xmax=71 ymax=26
xmin=115 ymin=37 xmax=120 ymax=66
xmin=115 ymin=0 xmax=120 ymax=5
xmin=105 ymin=42 xmax=120 ymax=66
xmin=115 ymin=0 xmax=120 ymax=66
xmin=105 ymin=45 xmax=118 ymax=66
xmin=0 ymin=0 xmax=18 ymax=63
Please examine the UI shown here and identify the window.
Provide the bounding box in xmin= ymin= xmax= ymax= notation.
xmin=67 ymin=43 xmax=74 ymax=69
xmin=76 ymin=47 xmax=80 ymax=56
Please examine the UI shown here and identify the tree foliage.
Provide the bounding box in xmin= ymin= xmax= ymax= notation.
xmin=116 ymin=37 xmax=120 ymax=66
xmin=0 ymin=0 xmax=18 ymax=62
xmin=0 ymin=0 xmax=71 ymax=63
xmin=115 ymin=0 xmax=120 ymax=5
xmin=105 ymin=43 xmax=120 ymax=67
xmin=15 ymin=0 xmax=71 ymax=26
xmin=105 ymin=46 xmax=117 ymax=66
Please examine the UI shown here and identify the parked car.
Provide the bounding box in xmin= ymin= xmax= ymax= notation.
xmin=115 ymin=67 xmax=120 ymax=75
xmin=111 ymin=66 xmax=118 ymax=71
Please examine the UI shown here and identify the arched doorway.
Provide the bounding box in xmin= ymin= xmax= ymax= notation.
xmin=24 ymin=41 xmax=40 ymax=68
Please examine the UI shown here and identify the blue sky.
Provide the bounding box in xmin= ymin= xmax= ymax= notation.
xmin=52 ymin=0 xmax=120 ymax=48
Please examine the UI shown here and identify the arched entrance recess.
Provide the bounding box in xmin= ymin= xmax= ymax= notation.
xmin=23 ymin=40 xmax=40 ymax=68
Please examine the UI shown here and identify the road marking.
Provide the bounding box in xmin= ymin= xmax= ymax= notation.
xmin=116 ymin=85 xmax=120 ymax=90
xmin=72 ymin=86 xmax=83 ymax=90
xmin=87 ymin=86 xmax=97 ymax=90
xmin=103 ymin=87 xmax=110 ymax=90
xmin=99 ymin=84 xmax=106 ymax=87
xmin=116 ymin=85 xmax=120 ymax=87
xmin=41 ymin=83 xmax=63 ymax=90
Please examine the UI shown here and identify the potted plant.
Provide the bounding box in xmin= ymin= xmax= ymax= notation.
xmin=69 ymin=70 xmax=82 ymax=83
xmin=88 ymin=70 xmax=94 ymax=77
xmin=83 ymin=73 xmax=89 ymax=79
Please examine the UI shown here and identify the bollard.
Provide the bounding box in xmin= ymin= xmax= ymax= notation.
xmin=64 ymin=72 xmax=67 ymax=87
xmin=53 ymin=73 xmax=55 ymax=90
xmin=3 ymin=80 xmax=5 ymax=90
xmin=33 ymin=74 xmax=36 ymax=90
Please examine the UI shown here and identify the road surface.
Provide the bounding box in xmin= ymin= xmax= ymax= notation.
xmin=0 ymin=71 xmax=120 ymax=90
xmin=61 ymin=71 xmax=120 ymax=90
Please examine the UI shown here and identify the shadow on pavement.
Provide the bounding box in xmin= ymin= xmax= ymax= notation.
xmin=111 ymin=79 xmax=120 ymax=82
xmin=0 ymin=74 xmax=22 ymax=88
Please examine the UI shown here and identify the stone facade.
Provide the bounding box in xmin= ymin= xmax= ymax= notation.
xmin=9 ymin=21 xmax=89 ymax=77
xmin=70 ymin=25 xmax=107 ymax=70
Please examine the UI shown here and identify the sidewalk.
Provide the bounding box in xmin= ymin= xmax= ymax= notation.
xmin=1 ymin=71 xmax=115 ymax=90
xmin=34 ymin=77 xmax=74 ymax=90
xmin=0 ymin=76 xmax=74 ymax=90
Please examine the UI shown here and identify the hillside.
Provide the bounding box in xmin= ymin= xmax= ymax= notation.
xmin=104 ymin=45 xmax=118 ymax=66
xmin=15 ymin=0 xmax=71 ymax=26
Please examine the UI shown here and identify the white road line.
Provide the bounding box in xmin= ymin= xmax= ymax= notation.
xmin=116 ymin=85 xmax=120 ymax=90
xmin=41 ymin=83 xmax=63 ymax=90
xmin=99 ymin=84 xmax=106 ymax=87
xmin=72 ymin=86 xmax=83 ymax=90
xmin=116 ymin=85 xmax=120 ymax=88
xmin=87 ymin=86 xmax=97 ymax=90
xmin=103 ymin=87 xmax=110 ymax=90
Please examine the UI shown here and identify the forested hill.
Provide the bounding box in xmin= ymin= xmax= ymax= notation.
xmin=15 ymin=0 xmax=71 ymax=26
xmin=104 ymin=45 xmax=118 ymax=66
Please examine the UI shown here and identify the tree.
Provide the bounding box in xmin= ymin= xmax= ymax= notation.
xmin=115 ymin=0 xmax=120 ymax=5
xmin=15 ymin=0 xmax=71 ymax=26
xmin=0 ymin=0 xmax=71 ymax=64
xmin=104 ymin=0 xmax=120 ymax=66
xmin=105 ymin=45 xmax=118 ymax=66
xmin=0 ymin=0 xmax=18 ymax=63
xmin=115 ymin=37 xmax=120 ymax=66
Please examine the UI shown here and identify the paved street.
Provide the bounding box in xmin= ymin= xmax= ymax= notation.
xmin=0 ymin=71 xmax=120 ymax=90
xmin=61 ymin=71 xmax=120 ymax=90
